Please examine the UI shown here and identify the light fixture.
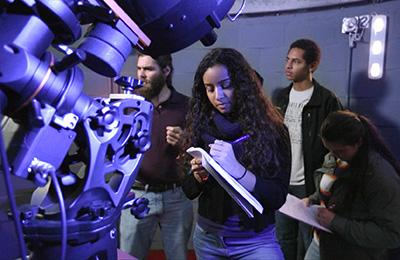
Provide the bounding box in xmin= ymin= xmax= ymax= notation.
xmin=342 ymin=17 xmax=359 ymax=34
xmin=368 ymin=14 xmax=387 ymax=80
xmin=342 ymin=15 xmax=370 ymax=48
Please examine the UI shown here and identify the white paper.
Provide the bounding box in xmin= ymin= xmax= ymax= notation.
xmin=279 ymin=194 xmax=332 ymax=233
xmin=186 ymin=147 xmax=263 ymax=218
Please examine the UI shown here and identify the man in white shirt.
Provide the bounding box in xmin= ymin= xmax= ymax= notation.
xmin=273 ymin=39 xmax=343 ymax=260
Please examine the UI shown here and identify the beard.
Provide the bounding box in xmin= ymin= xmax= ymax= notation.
xmin=135 ymin=73 xmax=166 ymax=100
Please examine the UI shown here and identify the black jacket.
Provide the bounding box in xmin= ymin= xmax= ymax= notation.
xmin=273 ymin=79 xmax=343 ymax=195
xmin=320 ymin=151 xmax=400 ymax=260
xmin=182 ymin=124 xmax=291 ymax=232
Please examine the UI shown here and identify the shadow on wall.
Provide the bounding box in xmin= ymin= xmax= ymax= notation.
xmin=350 ymin=72 xmax=400 ymax=159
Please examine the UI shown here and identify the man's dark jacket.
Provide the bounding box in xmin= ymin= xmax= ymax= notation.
xmin=273 ymin=79 xmax=343 ymax=195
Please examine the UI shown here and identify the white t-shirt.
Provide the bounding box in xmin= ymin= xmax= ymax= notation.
xmin=284 ymin=86 xmax=314 ymax=185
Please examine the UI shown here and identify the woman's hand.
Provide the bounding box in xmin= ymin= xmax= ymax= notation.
xmin=190 ymin=158 xmax=209 ymax=183
xmin=209 ymin=140 xmax=243 ymax=179
xmin=316 ymin=207 xmax=336 ymax=227
xmin=302 ymin=197 xmax=311 ymax=207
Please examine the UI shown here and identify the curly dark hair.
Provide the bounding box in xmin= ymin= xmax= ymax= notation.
xmin=181 ymin=48 xmax=290 ymax=178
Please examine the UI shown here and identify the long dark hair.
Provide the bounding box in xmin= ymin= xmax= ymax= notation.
xmin=320 ymin=110 xmax=400 ymax=176
xmin=182 ymin=48 xmax=290 ymax=178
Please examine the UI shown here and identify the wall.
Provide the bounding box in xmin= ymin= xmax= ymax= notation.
xmin=229 ymin=0 xmax=365 ymax=14
xmin=83 ymin=1 xmax=400 ymax=157
xmin=170 ymin=0 xmax=400 ymax=159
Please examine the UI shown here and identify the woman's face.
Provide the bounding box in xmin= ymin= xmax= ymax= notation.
xmin=322 ymin=138 xmax=361 ymax=162
xmin=202 ymin=64 xmax=234 ymax=114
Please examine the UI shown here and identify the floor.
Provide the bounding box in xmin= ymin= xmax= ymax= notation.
xmin=147 ymin=250 xmax=196 ymax=260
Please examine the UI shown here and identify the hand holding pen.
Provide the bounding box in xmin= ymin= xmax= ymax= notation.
xmin=230 ymin=134 xmax=250 ymax=145
xmin=191 ymin=134 xmax=250 ymax=183
xmin=209 ymin=134 xmax=250 ymax=179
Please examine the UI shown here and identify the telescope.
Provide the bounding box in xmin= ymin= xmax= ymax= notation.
xmin=0 ymin=0 xmax=238 ymax=259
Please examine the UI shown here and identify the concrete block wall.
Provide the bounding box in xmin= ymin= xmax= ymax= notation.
xmin=169 ymin=0 xmax=400 ymax=159
xmin=82 ymin=1 xmax=400 ymax=158
xmin=82 ymin=2 xmax=400 ymax=251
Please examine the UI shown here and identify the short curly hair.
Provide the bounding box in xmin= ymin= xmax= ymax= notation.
xmin=289 ymin=38 xmax=321 ymax=66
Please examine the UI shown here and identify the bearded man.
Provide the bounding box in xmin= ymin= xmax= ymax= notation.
xmin=119 ymin=54 xmax=193 ymax=260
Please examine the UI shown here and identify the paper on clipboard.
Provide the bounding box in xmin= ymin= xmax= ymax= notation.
xmin=279 ymin=194 xmax=332 ymax=233
xmin=186 ymin=147 xmax=263 ymax=218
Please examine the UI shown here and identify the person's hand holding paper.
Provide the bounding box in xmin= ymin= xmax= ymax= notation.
xmin=279 ymin=194 xmax=332 ymax=233
xmin=316 ymin=207 xmax=335 ymax=227
xmin=190 ymin=157 xmax=209 ymax=183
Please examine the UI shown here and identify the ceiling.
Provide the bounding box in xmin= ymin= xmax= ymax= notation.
xmin=229 ymin=0 xmax=380 ymax=14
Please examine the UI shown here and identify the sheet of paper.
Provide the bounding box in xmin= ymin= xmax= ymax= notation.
xmin=279 ymin=194 xmax=332 ymax=233
xmin=187 ymin=147 xmax=263 ymax=218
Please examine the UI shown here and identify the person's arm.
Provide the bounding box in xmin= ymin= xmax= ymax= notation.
xmin=246 ymin=136 xmax=291 ymax=211
xmin=209 ymin=140 xmax=256 ymax=191
xmin=181 ymin=157 xmax=208 ymax=199
xmin=251 ymin=161 xmax=290 ymax=211
xmin=181 ymin=173 xmax=203 ymax=200
xmin=308 ymin=152 xmax=338 ymax=205
xmin=326 ymin=93 xmax=344 ymax=112
xmin=208 ymin=136 xmax=290 ymax=211
xmin=326 ymin=163 xmax=400 ymax=249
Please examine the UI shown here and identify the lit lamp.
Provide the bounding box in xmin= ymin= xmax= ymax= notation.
xmin=368 ymin=15 xmax=387 ymax=79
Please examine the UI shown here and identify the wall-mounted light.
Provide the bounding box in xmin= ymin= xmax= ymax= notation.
xmin=368 ymin=14 xmax=387 ymax=80
xmin=341 ymin=15 xmax=370 ymax=48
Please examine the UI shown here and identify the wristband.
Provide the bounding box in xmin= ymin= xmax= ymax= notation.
xmin=236 ymin=168 xmax=247 ymax=181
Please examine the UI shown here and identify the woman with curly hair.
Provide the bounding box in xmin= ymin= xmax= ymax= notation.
xmin=181 ymin=48 xmax=291 ymax=259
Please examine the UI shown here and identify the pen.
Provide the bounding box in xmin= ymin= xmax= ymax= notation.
xmin=230 ymin=134 xmax=250 ymax=145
